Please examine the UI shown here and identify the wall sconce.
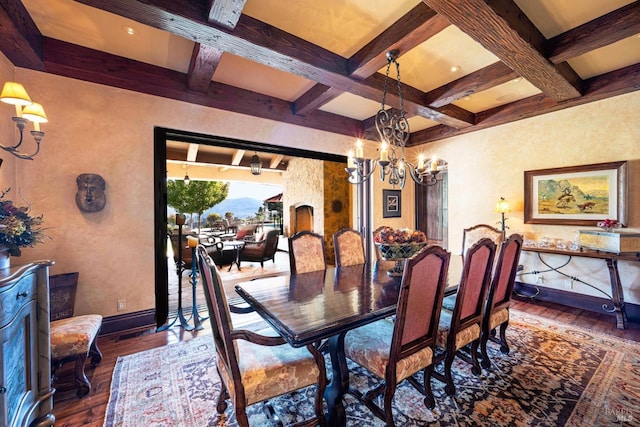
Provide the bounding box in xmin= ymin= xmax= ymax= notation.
xmin=495 ymin=196 xmax=510 ymax=231
xmin=183 ymin=164 xmax=190 ymax=185
xmin=250 ymin=152 xmax=262 ymax=175
xmin=0 ymin=81 xmax=48 ymax=160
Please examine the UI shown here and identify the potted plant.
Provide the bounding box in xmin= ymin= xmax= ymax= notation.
xmin=0 ymin=188 xmax=47 ymax=269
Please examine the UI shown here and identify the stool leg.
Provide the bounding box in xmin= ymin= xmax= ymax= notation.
xmin=74 ymin=354 xmax=91 ymax=397
xmin=89 ymin=338 xmax=102 ymax=366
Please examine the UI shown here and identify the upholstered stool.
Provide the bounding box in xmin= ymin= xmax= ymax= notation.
xmin=50 ymin=314 xmax=103 ymax=397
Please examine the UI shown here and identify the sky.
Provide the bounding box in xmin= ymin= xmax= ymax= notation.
xmin=228 ymin=182 xmax=282 ymax=200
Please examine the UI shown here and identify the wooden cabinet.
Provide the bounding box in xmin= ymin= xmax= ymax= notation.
xmin=0 ymin=261 xmax=55 ymax=427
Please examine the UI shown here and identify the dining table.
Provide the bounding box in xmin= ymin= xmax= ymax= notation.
xmin=234 ymin=260 xmax=458 ymax=426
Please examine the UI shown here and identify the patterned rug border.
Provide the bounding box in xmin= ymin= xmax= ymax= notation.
xmin=103 ymin=309 xmax=640 ymax=427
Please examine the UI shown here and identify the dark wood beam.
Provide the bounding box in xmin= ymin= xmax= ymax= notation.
xmin=348 ymin=3 xmax=450 ymax=79
xmin=72 ymin=0 xmax=473 ymax=128
xmin=187 ymin=44 xmax=224 ymax=92
xmin=547 ymin=2 xmax=640 ymax=64
xmin=187 ymin=1 xmax=246 ymax=93
xmin=423 ymin=0 xmax=582 ymax=101
xmin=425 ymin=62 xmax=518 ymax=107
xmin=409 ymin=62 xmax=640 ymax=146
xmin=41 ymin=37 xmax=364 ymax=138
xmin=292 ymin=84 xmax=343 ymax=116
xmin=0 ymin=0 xmax=43 ymax=70
xmin=207 ymin=0 xmax=247 ymax=30
xmin=294 ymin=3 xmax=450 ymax=117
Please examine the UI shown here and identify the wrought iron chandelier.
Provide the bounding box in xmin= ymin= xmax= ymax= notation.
xmin=346 ymin=50 xmax=446 ymax=189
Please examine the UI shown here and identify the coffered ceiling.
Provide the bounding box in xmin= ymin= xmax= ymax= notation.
xmin=2 ymin=0 xmax=639 ymax=155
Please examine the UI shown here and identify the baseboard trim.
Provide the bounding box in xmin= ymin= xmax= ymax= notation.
xmin=514 ymin=281 xmax=640 ymax=323
xmin=101 ymin=309 xmax=156 ymax=335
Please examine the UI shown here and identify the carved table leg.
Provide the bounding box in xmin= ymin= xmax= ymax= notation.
xmin=325 ymin=333 xmax=348 ymax=427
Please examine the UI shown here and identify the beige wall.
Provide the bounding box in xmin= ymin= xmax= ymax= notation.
xmin=5 ymin=56 xmax=640 ymax=315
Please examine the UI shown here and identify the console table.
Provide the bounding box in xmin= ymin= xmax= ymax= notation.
xmin=520 ymin=247 xmax=640 ymax=329
xmin=0 ymin=261 xmax=55 ymax=427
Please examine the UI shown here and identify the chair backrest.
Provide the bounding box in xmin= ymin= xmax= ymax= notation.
xmin=170 ymin=232 xmax=195 ymax=266
xmin=333 ymin=228 xmax=365 ymax=267
xmin=451 ymin=238 xmax=497 ymax=332
xmin=195 ymin=245 xmax=244 ymax=396
xmin=486 ymin=234 xmax=523 ymax=313
xmin=461 ymin=224 xmax=504 ymax=262
xmin=289 ymin=230 xmax=327 ymax=274
xmin=391 ymin=246 xmax=451 ymax=364
xmin=263 ymin=229 xmax=280 ymax=257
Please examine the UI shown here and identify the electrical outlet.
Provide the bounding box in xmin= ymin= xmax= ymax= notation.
xmin=564 ymin=280 xmax=573 ymax=290
xmin=536 ymin=275 xmax=544 ymax=284
xmin=117 ymin=299 xmax=126 ymax=312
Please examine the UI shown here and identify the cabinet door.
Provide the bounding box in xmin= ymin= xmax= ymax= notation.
xmin=0 ymin=301 xmax=38 ymax=427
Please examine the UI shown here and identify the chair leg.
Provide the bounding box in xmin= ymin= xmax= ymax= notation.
xmin=443 ymin=352 xmax=456 ymax=396
xmin=74 ymin=354 xmax=91 ymax=397
xmin=383 ymin=382 xmax=396 ymax=427
xmin=499 ymin=322 xmax=510 ymax=354
xmin=470 ymin=340 xmax=482 ymax=375
xmin=421 ymin=365 xmax=436 ymax=409
xmin=480 ymin=331 xmax=491 ymax=369
xmin=215 ymin=377 xmax=229 ymax=414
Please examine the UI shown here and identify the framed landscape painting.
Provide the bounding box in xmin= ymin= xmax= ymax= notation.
xmin=382 ymin=189 xmax=401 ymax=218
xmin=524 ymin=161 xmax=627 ymax=226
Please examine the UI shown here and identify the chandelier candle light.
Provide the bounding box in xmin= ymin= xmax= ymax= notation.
xmin=0 ymin=81 xmax=48 ymax=160
xmin=345 ymin=50 xmax=446 ymax=189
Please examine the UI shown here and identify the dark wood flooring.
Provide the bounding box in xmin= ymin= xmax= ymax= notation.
xmin=51 ymin=296 xmax=640 ymax=427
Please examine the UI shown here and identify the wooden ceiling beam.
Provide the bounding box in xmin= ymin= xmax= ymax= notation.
xmin=71 ymin=0 xmax=473 ymax=128
xmin=41 ymin=37 xmax=364 ymax=138
xmin=294 ymin=3 xmax=450 ymax=117
xmin=187 ymin=0 xmax=247 ymax=93
xmin=0 ymin=0 xmax=43 ymax=70
xmin=547 ymin=2 xmax=640 ymax=64
xmin=207 ymin=0 xmax=247 ymax=30
xmin=423 ymin=0 xmax=582 ymax=101
xmin=425 ymin=62 xmax=518 ymax=107
xmin=409 ymin=62 xmax=640 ymax=146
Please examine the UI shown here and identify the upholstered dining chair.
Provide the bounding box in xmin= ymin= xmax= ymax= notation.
xmin=333 ymin=228 xmax=365 ymax=267
xmin=480 ymin=233 xmax=523 ymax=369
xmin=461 ymin=224 xmax=504 ymax=262
xmin=195 ymin=245 xmax=327 ymax=427
xmin=344 ymin=246 xmax=451 ymax=426
xmin=430 ymin=238 xmax=496 ymax=396
xmin=288 ymin=230 xmax=327 ymax=274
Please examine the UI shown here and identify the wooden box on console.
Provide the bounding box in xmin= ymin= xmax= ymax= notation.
xmin=579 ymin=230 xmax=640 ymax=254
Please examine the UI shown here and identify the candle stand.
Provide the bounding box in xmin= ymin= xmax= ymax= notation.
xmin=158 ymin=220 xmax=194 ymax=331
xmin=188 ymin=245 xmax=208 ymax=330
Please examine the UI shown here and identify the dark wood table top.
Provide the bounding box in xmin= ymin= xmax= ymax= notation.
xmin=235 ymin=262 xmax=403 ymax=347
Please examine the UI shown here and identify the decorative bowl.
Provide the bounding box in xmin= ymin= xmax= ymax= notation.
xmin=376 ymin=242 xmax=427 ymax=276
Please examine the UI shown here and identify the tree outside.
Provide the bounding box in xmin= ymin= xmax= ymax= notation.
xmin=167 ymin=180 xmax=229 ymax=232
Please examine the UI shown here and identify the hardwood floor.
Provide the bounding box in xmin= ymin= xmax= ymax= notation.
xmin=51 ymin=294 xmax=640 ymax=427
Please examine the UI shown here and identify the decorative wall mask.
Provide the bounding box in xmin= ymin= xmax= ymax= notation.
xmin=76 ymin=173 xmax=106 ymax=212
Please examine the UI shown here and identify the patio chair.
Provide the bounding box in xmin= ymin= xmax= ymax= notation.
xmin=344 ymin=245 xmax=451 ymax=426
xmin=195 ymin=245 xmax=327 ymax=427
xmin=333 ymin=228 xmax=365 ymax=267
xmin=289 ymin=230 xmax=326 ymax=274
xmin=431 ymin=238 xmax=496 ymax=396
xmin=238 ymin=229 xmax=280 ymax=268
xmin=480 ymin=233 xmax=523 ymax=368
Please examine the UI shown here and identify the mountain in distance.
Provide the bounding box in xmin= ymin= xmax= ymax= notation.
xmin=167 ymin=197 xmax=264 ymax=219
xmin=204 ymin=197 xmax=263 ymax=219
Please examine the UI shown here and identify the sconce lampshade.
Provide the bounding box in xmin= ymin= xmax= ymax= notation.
xmin=250 ymin=153 xmax=262 ymax=175
xmin=0 ymin=82 xmax=32 ymax=106
xmin=21 ymin=102 xmax=48 ymax=123
xmin=495 ymin=197 xmax=510 ymax=213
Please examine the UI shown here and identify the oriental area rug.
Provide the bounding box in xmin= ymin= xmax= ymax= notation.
xmin=103 ymin=311 xmax=639 ymax=426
